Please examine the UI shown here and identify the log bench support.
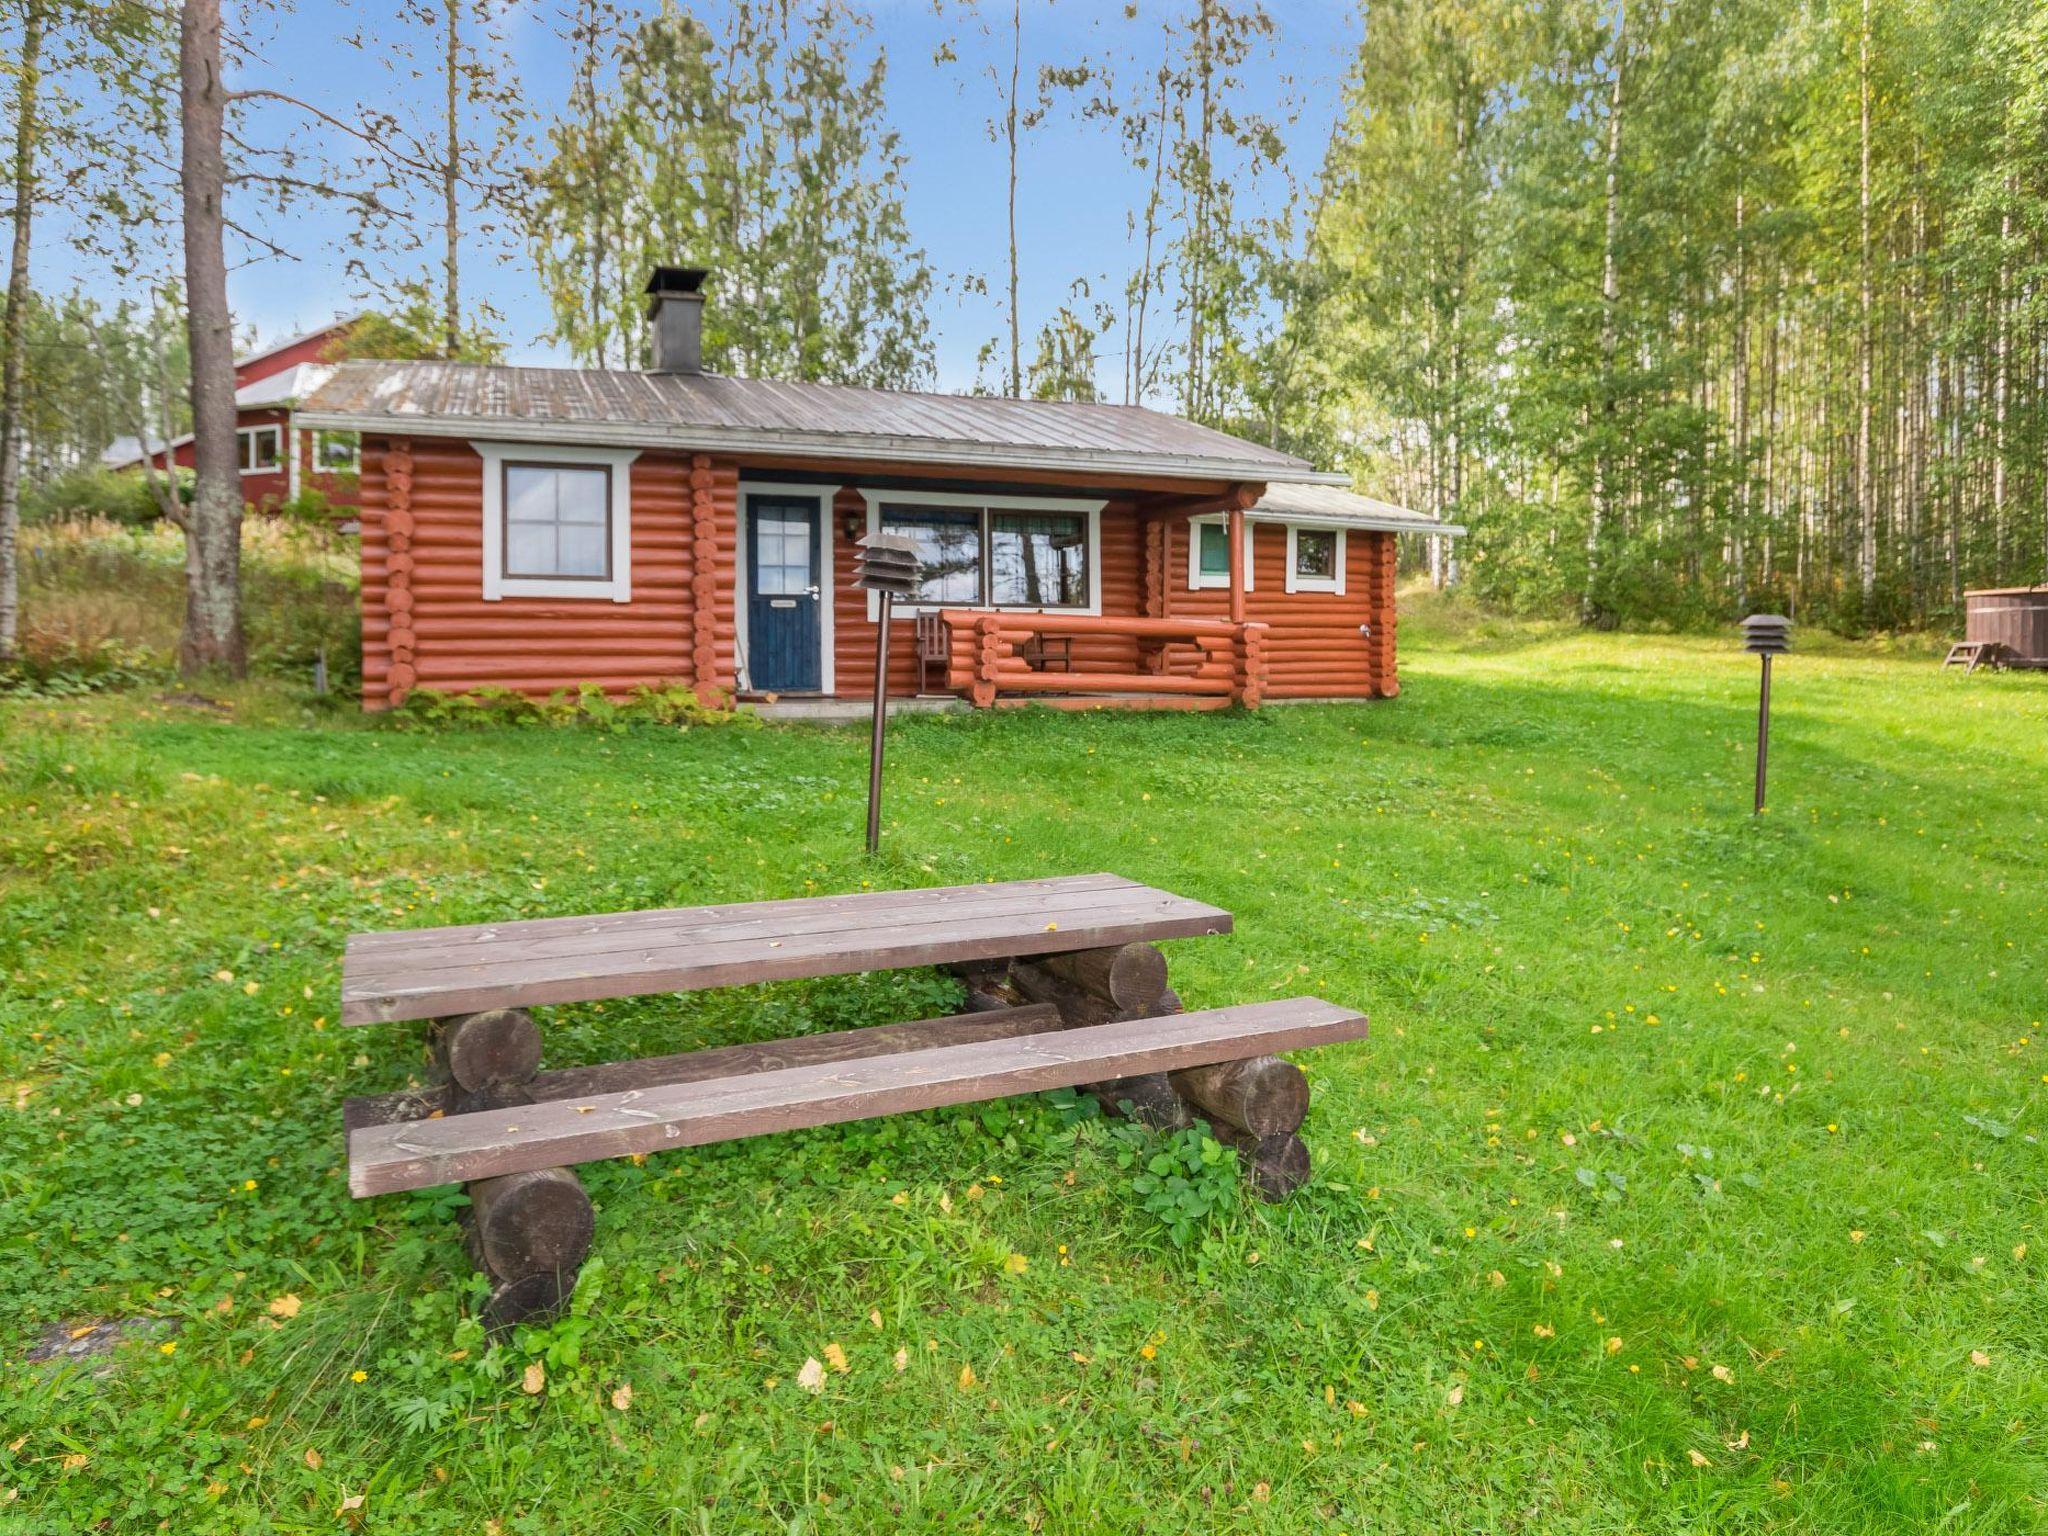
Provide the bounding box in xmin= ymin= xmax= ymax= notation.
xmin=431 ymin=1009 xmax=593 ymax=1329
xmin=960 ymin=941 xmax=1330 ymax=1201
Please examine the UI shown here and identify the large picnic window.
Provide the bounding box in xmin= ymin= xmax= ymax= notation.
xmin=871 ymin=494 xmax=1100 ymax=611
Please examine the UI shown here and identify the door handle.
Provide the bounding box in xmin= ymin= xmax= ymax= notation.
xmin=806 ymin=585 xmax=821 ymax=598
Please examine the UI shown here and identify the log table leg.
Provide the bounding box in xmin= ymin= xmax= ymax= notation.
xmin=431 ymin=1008 xmax=543 ymax=1113
xmin=465 ymin=1167 xmax=596 ymax=1329
xmin=1169 ymin=1054 xmax=1309 ymax=1138
xmin=1206 ymin=1123 xmax=1312 ymax=1202
xmin=959 ymin=952 xmax=1325 ymax=1200
xmin=425 ymin=1009 xmax=590 ymax=1328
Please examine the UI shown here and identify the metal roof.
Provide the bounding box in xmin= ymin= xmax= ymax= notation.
xmin=294 ymin=360 xmax=1346 ymax=486
xmin=1251 ymin=479 xmax=1464 ymax=536
xmin=102 ymin=364 xmax=337 ymax=467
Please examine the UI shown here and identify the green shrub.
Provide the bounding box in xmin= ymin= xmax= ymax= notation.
xmin=390 ymin=682 xmax=754 ymax=731
xmin=21 ymin=465 xmax=188 ymax=526
xmin=12 ymin=516 xmax=359 ymax=689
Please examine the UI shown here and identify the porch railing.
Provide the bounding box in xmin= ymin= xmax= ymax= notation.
xmin=938 ymin=610 xmax=1269 ymax=709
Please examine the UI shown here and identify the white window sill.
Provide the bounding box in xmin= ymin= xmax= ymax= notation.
xmin=494 ymin=575 xmax=632 ymax=603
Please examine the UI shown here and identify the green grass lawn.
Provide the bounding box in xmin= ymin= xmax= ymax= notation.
xmin=2 ymin=626 xmax=2044 ymax=1533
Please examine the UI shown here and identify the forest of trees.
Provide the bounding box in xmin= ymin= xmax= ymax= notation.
xmin=3 ymin=0 xmax=2045 ymax=672
xmin=1296 ymin=0 xmax=2048 ymax=629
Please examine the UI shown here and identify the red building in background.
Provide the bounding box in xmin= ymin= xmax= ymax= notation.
xmin=104 ymin=316 xmax=365 ymax=516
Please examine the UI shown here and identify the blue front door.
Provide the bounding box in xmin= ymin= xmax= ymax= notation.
xmin=747 ymin=494 xmax=823 ymax=692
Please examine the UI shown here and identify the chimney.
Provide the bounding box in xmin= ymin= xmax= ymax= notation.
xmin=645 ymin=266 xmax=709 ymax=375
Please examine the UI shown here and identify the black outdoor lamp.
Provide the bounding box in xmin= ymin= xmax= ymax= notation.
xmin=854 ymin=531 xmax=922 ymax=853
xmin=1740 ymin=614 xmax=1792 ymax=815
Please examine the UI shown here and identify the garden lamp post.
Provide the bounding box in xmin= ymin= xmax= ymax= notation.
xmin=854 ymin=532 xmax=921 ymax=853
xmin=1740 ymin=614 xmax=1792 ymax=815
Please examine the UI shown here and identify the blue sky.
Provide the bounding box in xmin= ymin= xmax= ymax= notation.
xmin=43 ymin=1 xmax=1361 ymax=395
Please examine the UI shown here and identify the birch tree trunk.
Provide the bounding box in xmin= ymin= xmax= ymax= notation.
xmin=1585 ymin=0 xmax=1625 ymax=626
xmin=1005 ymin=0 xmax=1021 ymax=399
xmin=442 ymin=0 xmax=461 ymax=358
xmin=0 ymin=0 xmax=44 ymax=664
xmin=1855 ymin=0 xmax=1875 ymax=608
xmin=179 ymin=0 xmax=246 ymax=678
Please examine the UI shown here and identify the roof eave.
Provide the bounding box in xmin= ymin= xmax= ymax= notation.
xmin=287 ymin=407 xmax=1350 ymax=487
xmin=1247 ymin=511 xmax=1466 ymax=536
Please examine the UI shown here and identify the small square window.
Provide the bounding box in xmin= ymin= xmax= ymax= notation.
xmin=315 ymin=430 xmax=359 ymax=472
xmin=1295 ymin=530 xmax=1336 ymax=580
xmin=1199 ymin=522 xmax=1230 ymax=576
xmin=239 ymin=425 xmax=281 ymax=473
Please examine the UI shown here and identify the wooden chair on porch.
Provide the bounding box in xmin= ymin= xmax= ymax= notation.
xmin=915 ymin=611 xmax=951 ymax=694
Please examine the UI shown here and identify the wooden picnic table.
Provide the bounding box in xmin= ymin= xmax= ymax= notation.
xmin=341 ymin=873 xmax=1366 ymax=1326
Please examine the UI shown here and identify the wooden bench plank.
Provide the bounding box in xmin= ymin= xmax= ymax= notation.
xmin=342 ymin=1002 xmax=1063 ymax=1132
xmin=342 ymin=875 xmax=1231 ymax=1025
xmin=344 ymin=873 xmax=1136 ymax=957
xmin=345 ymin=896 xmax=1214 ymax=1023
xmin=348 ymin=997 xmax=1368 ymax=1195
xmin=347 ymin=878 xmax=1172 ymax=981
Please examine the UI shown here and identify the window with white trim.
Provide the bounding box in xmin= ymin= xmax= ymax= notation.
xmin=1187 ymin=515 xmax=1255 ymax=591
xmin=314 ymin=429 xmax=360 ymax=472
xmin=476 ymin=440 xmax=640 ymax=603
xmin=864 ymin=490 xmax=1103 ymax=613
xmin=1285 ymin=525 xmax=1347 ymax=594
xmin=238 ymin=424 xmax=282 ymax=474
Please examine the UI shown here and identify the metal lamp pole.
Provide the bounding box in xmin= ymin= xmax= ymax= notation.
xmin=854 ymin=533 xmax=921 ymax=855
xmin=867 ymin=589 xmax=894 ymax=853
xmin=1754 ymin=651 xmax=1773 ymax=815
xmin=1740 ymin=615 xmax=1792 ymax=816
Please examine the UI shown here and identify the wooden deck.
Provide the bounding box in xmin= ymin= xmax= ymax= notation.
xmin=341 ymin=873 xmax=1233 ymax=1025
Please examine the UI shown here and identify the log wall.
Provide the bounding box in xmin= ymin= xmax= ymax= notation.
xmin=359 ymin=437 xmax=738 ymax=709
xmin=356 ymin=435 xmax=1399 ymax=707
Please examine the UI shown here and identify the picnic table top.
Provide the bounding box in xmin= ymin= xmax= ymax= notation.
xmin=341 ymin=872 xmax=1233 ymax=1025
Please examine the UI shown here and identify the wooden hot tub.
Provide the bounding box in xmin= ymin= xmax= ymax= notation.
xmin=1965 ymin=587 xmax=2048 ymax=668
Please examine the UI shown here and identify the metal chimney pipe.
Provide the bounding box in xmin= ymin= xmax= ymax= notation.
xmin=644 ymin=266 xmax=709 ymax=375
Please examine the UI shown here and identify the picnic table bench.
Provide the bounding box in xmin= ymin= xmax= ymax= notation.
xmin=342 ymin=873 xmax=1368 ymax=1326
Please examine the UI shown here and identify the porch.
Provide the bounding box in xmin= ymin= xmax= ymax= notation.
xmin=928 ymin=609 xmax=1271 ymax=711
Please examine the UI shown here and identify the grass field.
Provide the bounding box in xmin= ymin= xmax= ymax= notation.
xmin=2 ymin=618 xmax=2044 ymax=1533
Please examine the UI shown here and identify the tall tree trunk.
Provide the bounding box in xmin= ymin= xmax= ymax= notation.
xmin=1585 ymin=0 xmax=1625 ymax=626
xmin=0 ymin=0 xmax=44 ymax=663
xmin=1005 ymin=0 xmax=1021 ymax=398
xmin=1732 ymin=187 xmax=1749 ymax=614
xmin=179 ymin=0 xmax=245 ymax=678
xmin=1855 ymin=0 xmax=1875 ymax=609
xmin=1185 ymin=0 xmax=1216 ymax=421
xmin=442 ymin=0 xmax=461 ymax=357
xmin=1128 ymin=64 xmax=1168 ymax=407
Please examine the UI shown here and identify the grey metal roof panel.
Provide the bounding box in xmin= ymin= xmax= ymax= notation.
xmin=294 ymin=360 xmax=1345 ymax=484
xmin=1251 ymin=479 xmax=1464 ymax=535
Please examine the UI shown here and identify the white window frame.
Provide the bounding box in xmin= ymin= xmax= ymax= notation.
xmin=313 ymin=429 xmax=361 ymax=474
xmin=860 ymin=487 xmax=1105 ymax=620
xmin=1187 ymin=514 xmax=1256 ymax=592
xmin=735 ymin=481 xmax=836 ymax=695
xmin=238 ymin=424 xmax=282 ymax=476
xmin=476 ymin=440 xmax=639 ymax=603
xmin=1284 ymin=523 xmax=1347 ymax=595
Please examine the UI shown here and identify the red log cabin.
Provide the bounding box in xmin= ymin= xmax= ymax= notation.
xmin=295 ymin=268 xmax=1461 ymax=713
xmin=104 ymin=315 xmax=366 ymax=515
